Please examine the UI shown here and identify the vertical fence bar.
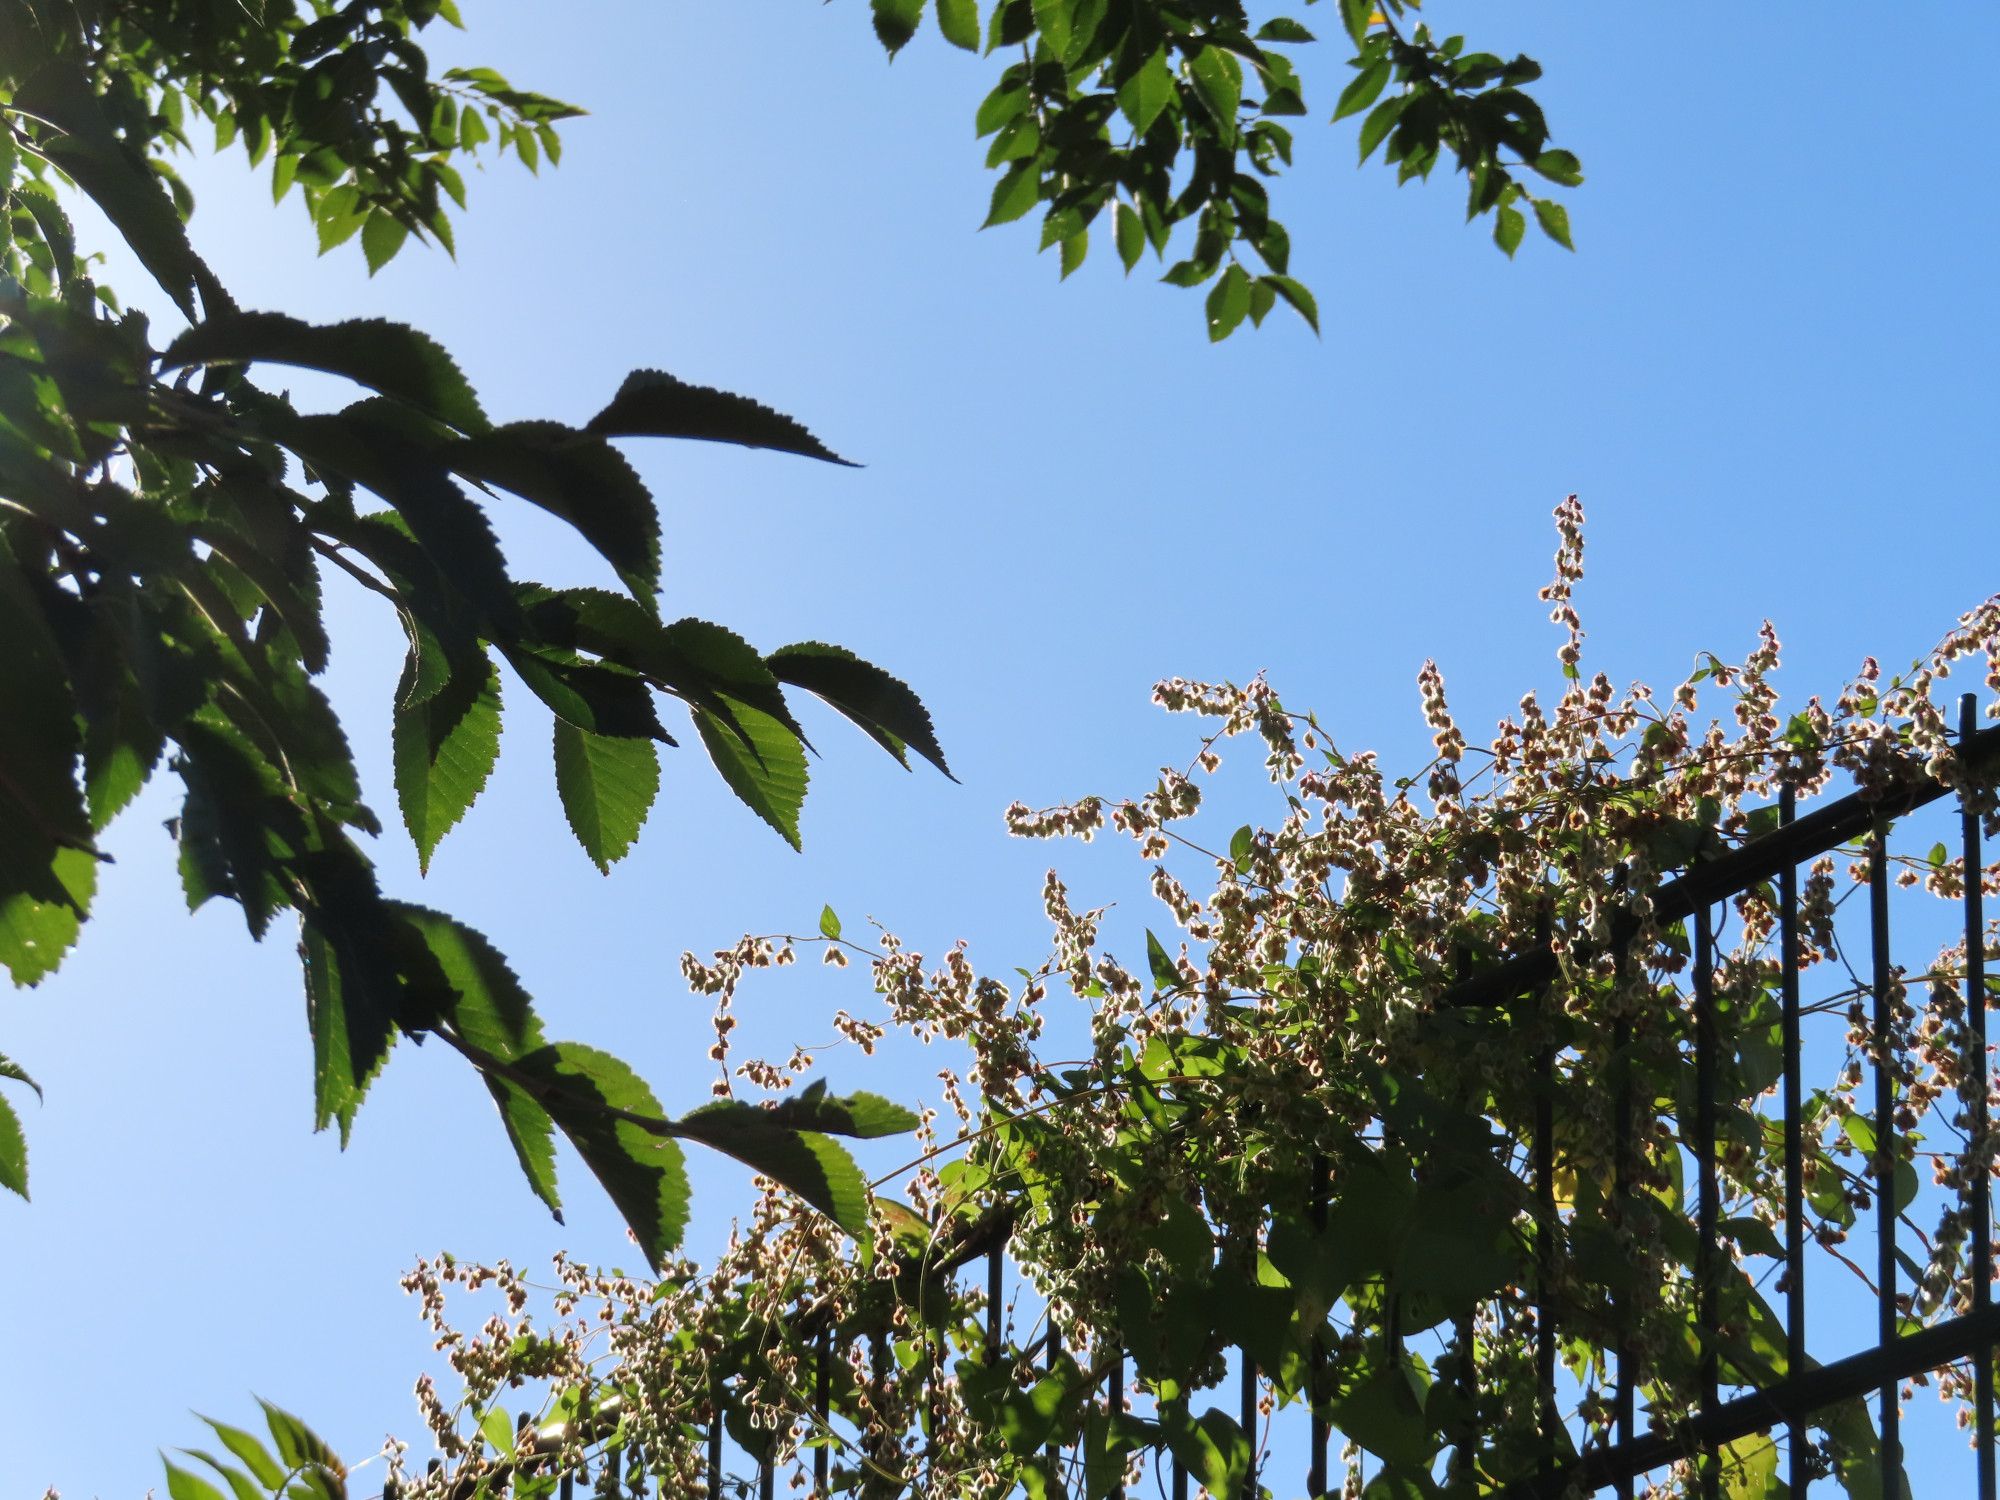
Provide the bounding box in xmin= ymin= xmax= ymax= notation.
xmin=1109 ymin=1344 xmax=1126 ymax=1500
xmin=759 ymin=1449 xmax=775 ymax=1500
xmin=987 ymin=1243 xmax=1004 ymax=1360
xmin=1308 ymin=1151 xmax=1330 ymax=1497
xmin=559 ymin=1468 xmax=574 ymax=1500
xmin=1966 ymin=694 xmax=1997 ymax=1500
xmin=1780 ymin=786 xmax=1810 ymax=1497
xmin=1172 ymin=1448 xmax=1188 ymax=1500
xmin=1451 ymin=946 xmax=1482 ymax=1494
xmin=1871 ymin=817 xmax=1901 ymax=1493
xmin=1047 ymin=1318 xmax=1063 ymax=1485
xmin=708 ymin=1371 xmax=724 ymax=1500
xmin=1612 ymin=938 xmax=1636 ymax=1500
xmin=1536 ymin=1039 xmax=1557 ymax=1488
xmin=815 ymin=1326 xmax=831 ymax=1497
xmin=1240 ymin=1349 xmax=1259 ymax=1499
xmin=1695 ymin=901 xmax=1720 ymax=1500
xmin=870 ymin=1334 xmax=893 ymax=1496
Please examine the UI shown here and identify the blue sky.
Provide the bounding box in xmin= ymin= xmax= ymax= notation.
xmin=5 ymin=3 xmax=1999 ymax=1494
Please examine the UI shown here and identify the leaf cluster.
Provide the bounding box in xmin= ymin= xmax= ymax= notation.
xmin=0 ymin=5 xmax=949 ymax=1260
xmin=872 ymin=0 xmax=1581 ymax=338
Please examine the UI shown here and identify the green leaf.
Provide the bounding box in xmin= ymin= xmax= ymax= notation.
xmin=1326 ymin=1353 xmax=1437 ymax=1471
xmin=693 ymin=697 xmax=810 ymax=850
xmin=448 ymin=421 xmax=663 ymax=600
xmin=1528 ymin=149 xmax=1584 ymax=187
xmin=765 ymin=1078 xmax=921 ymax=1138
xmin=1030 ymin=0 xmax=1073 ymax=58
xmin=1333 ymin=57 xmax=1391 ymax=121
xmin=0 ymin=539 xmax=96 ymax=985
xmin=0 ymin=843 xmax=95 ymax=992
xmin=872 ymin=0 xmax=926 ymax=54
xmin=1357 ymin=92 xmax=1412 ymax=162
xmin=1146 ymin=929 xmax=1179 ymax=989
xmin=1059 ymin=228 xmax=1088 ymax=279
xmin=1229 ymin=825 xmax=1255 ymax=865
xmin=1161 ymin=1408 xmax=1252 ymax=1499
xmin=766 ymin=641 xmax=951 ymax=777
xmin=164 ymin=313 xmax=489 ymax=434
xmin=12 ymin=62 xmax=219 ymax=319
xmin=586 ymin=368 xmax=856 ymax=466
xmin=161 ymin=1458 xmax=229 ymax=1500
xmin=1114 ymin=202 xmax=1145 ymax=272
xmin=1186 ymin=45 xmax=1242 ymax=129
xmin=513 ymin=1043 xmax=690 ymax=1269
xmin=360 ymin=210 xmax=409 ymax=274
xmin=1339 ymin=0 xmax=1376 ymax=47
xmin=820 ymin=904 xmax=843 ymax=940
xmin=1256 ymin=18 xmax=1316 ymax=43
xmin=1493 ymin=205 xmax=1525 ymax=257
xmin=1533 ymin=198 xmax=1574 ymax=250
xmin=1117 ymin=47 xmax=1176 ymax=135
xmin=675 ymin=1100 xmax=872 ymax=1233
xmin=198 ymin=1417 xmax=287 ymax=1490
xmin=0 ymin=1053 xmax=41 ymax=1102
xmin=553 ymin=719 xmax=659 ymax=873
xmin=178 ymin=1452 xmax=263 ymax=1500
xmin=394 ymin=904 xmax=561 ymax=1221
xmin=301 ymin=918 xmax=399 ymax=1146
xmin=393 ymin=651 xmax=502 ymax=874
xmin=1261 ymin=274 xmax=1320 ymax=334
xmin=984 ymin=161 xmax=1042 ymax=228
xmin=257 ymin=1400 xmax=343 ymax=1479
xmin=936 ymin=0 xmax=979 ymax=49
xmin=0 ymin=1091 xmax=26 ymax=1199
xmin=1205 ymin=264 xmax=1252 ymax=342
xmin=502 ymin=646 xmax=667 ymax=741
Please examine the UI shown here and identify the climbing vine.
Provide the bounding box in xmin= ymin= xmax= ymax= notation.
xmin=362 ymin=501 xmax=2000 ymax=1498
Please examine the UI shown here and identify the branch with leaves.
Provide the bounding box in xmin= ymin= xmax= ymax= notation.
xmin=870 ymin=0 xmax=1582 ymax=339
xmin=0 ymin=2 xmax=950 ymax=1253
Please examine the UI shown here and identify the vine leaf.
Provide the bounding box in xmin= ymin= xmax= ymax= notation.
xmin=163 ymin=313 xmax=489 ymax=434
xmin=513 ymin=1043 xmax=689 ymax=1269
xmin=767 ymin=641 xmax=952 ymax=777
xmin=196 ymin=1415 xmax=288 ymax=1490
xmin=693 ymin=696 xmax=809 ymax=850
xmin=586 ymin=369 xmax=857 ymax=467
xmin=392 ymin=652 xmax=502 ymax=874
xmin=552 ymin=719 xmax=660 ymax=874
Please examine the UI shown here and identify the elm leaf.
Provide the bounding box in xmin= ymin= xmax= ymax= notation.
xmin=552 ymin=719 xmax=660 ymax=873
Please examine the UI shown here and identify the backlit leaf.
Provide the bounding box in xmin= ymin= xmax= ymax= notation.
xmin=552 ymin=718 xmax=660 ymax=873
xmin=392 ymin=650 xmax=502 ymax=873
xmin=513 ymin=1043 xmax=690 ymax=1268
xmin=693 ymin=696 xmax=809 ymax=850
xmin=164 ymin=313 xmax=488 ymax=434
xmin=767 ymin=641 xmax=951 ymax=777
xmin=587 ymin=369 xmax=855 ymax=466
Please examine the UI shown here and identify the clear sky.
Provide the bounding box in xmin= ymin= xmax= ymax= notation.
xmin=5 ymin=4 xmax=1999 ymax=1495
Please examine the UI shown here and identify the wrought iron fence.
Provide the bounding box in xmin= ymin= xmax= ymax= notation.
xmin=409 ymin=696 xmax=2000 ymax=1500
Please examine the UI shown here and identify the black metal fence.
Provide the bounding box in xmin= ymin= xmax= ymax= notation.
xmin=417 ymin=695 xmax=2000 ymax=1500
